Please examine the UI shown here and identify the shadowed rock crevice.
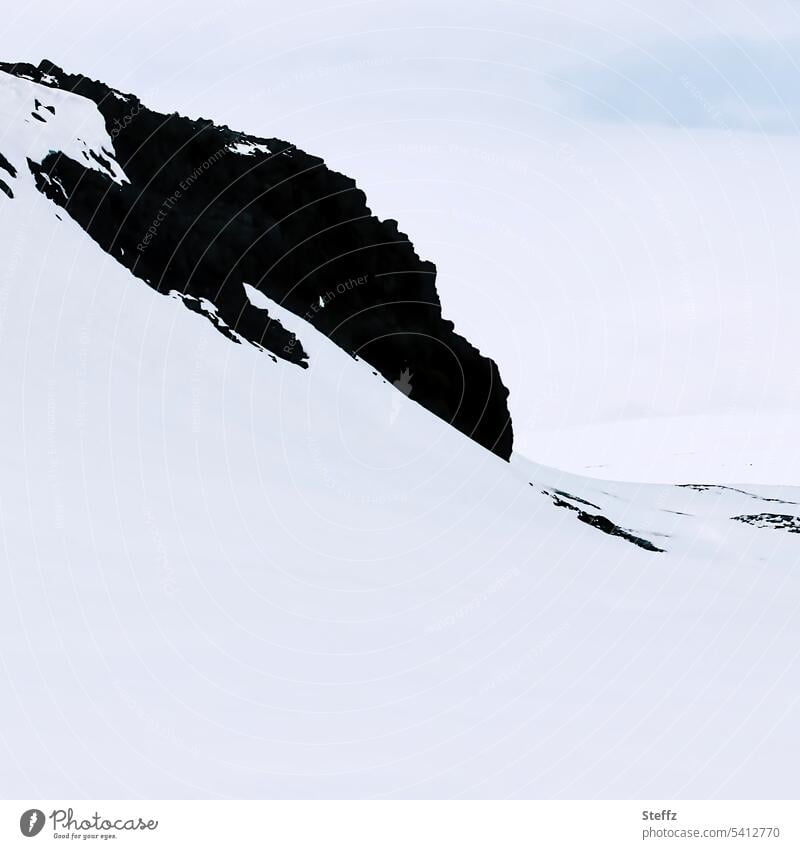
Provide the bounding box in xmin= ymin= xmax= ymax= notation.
xmin=0 ymin=151 xmax=16 ymax=198
xmin=546 ymin=490 xmax=664 ymax=552
xmin=0 ymin=152 xmax=16 ymax=178
xmin=1 ymin=59 xmax=514 ymax=459
xmin=733 ymin=513 xmax=800 ymax=533
xmin=679 ymin=483 xmax=799 ymax=506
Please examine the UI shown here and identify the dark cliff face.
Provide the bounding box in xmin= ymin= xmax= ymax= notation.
xmin=0 ymin=59 xmax=514 ymax=459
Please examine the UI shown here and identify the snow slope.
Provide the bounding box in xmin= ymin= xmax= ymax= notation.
xmin=0 ymin=72 xmax=799 ymax=799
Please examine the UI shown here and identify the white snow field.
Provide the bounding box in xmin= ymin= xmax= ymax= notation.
xmin=1 ymin=72 xmax=799 ymax=800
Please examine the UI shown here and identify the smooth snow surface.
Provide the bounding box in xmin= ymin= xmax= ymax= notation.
xmin=0 ymin=71 xmax=799 ymax=800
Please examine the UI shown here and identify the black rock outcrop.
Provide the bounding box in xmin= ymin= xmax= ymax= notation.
xmin=0 ymin=60 xmax=514 ymax=459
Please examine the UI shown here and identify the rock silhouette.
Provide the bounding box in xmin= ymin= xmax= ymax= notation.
xmin=0 ymin=59 xmax=514 ymax=459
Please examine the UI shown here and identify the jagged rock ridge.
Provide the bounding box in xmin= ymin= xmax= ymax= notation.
xmin=0 ymin=60 xmax=514 ymax=459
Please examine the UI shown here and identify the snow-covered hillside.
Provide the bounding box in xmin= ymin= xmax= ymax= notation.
xmin=0 ymin=69 xmax=799 ymax=800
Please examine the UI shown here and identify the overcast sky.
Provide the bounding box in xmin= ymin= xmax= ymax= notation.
xmin=3 ymin=1 xmax=800 ymax=132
